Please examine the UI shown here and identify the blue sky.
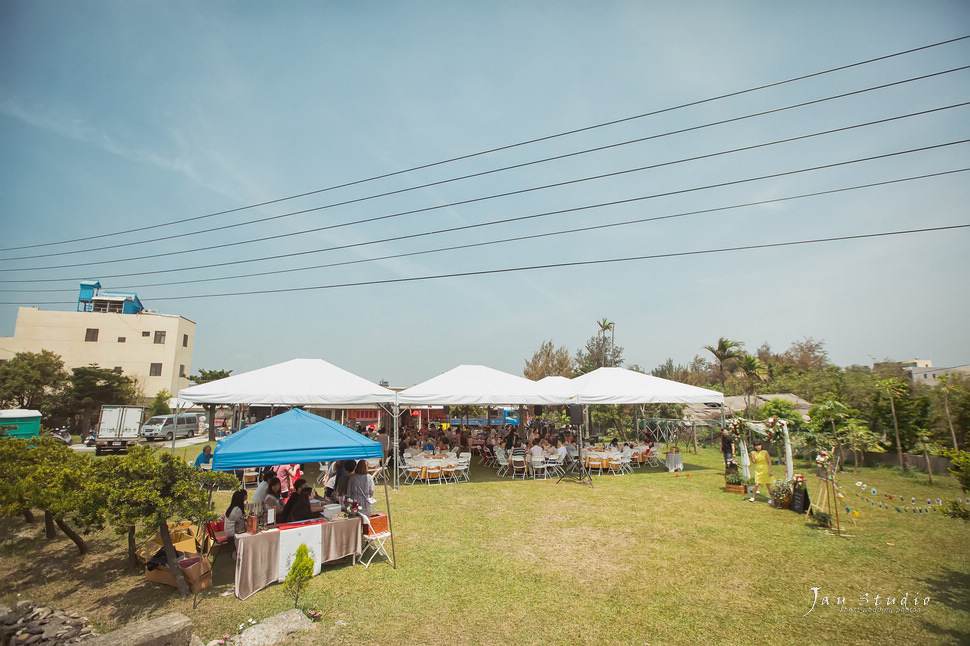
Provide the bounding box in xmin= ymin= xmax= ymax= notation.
xmin=1 ymin=2 xmax=968 ymax=388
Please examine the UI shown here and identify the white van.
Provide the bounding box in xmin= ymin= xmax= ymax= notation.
xmin=141 ymin=413 xmax=200 ymax=441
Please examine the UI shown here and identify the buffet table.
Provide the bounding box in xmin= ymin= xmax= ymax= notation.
xmin=234 ymin=516 xmax=362 ymax=599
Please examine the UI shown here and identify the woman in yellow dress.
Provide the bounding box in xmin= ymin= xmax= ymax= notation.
xmin=749 ymin=440 xmax=773 ymax=502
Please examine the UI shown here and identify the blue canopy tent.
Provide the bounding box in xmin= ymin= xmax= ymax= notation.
xmin=211 ymin=408 xmax=395 ymax=568
xmin=212 ymin=408 xmax=382 ymax=470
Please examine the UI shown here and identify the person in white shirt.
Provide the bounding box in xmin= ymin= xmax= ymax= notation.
xmin=528 ymin=440 xmax=544 ymax=459
xmin=556 ymin=439 xmax=568 ymax=461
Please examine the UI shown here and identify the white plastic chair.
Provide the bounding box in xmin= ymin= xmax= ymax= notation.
xmin=495 ymin=454 xmax=510 ymax=478
xmin=357 ymin=514 xmax=392 ymax=568
xmin=531 ymin=457 xmax=548 ymax=480
xmin=457 ymin=452 xmax=472 ymax=482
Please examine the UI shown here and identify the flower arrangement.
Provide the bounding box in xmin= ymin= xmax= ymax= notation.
xmin=728 ymin=418 xmax=746 ymax=439
xmin=770 ymin=478 xmax=794 ymax=499
xmin=815 ymin=451 xmax=830 ymax=466
xmin=793 ymin=474 xmax=805 ymax=486
xmin=725 ymin=459 xmax=738 ymax=467
xmin=344 ymin=498 xmax=362 ymax=516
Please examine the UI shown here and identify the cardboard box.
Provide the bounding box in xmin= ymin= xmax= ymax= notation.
xmin=145 ymin=554 xmax=212 ymax=593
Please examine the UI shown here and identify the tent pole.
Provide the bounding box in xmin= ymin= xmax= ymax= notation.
xmin=393 ymin=395 xmax=400 ymax=490
xmin=383 ymin=480 xmax=397 ymax=569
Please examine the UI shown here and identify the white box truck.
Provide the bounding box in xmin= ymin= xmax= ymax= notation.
xmin=95 ymin=406 xmax=144 ymax=455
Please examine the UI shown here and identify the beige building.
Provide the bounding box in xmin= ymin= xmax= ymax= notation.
xmin=0 ymin=282 xmax=195 ymax=397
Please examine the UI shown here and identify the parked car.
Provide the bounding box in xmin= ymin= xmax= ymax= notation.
xmin=141 ymin=413 xmax=200 ymax=441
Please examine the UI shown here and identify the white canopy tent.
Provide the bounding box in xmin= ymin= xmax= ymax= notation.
xmin=564 ymin=367 xmax=724 ymax=405
xmin=178 ymin=358 xmax=395 ymax=406
xmin=396 ymin=364 xmax=566 ymax=406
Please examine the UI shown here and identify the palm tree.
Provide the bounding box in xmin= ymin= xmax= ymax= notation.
xmin=734 ymin=354 xmax=767 ymax=417
xmin=936 ymin=376 xmax=961 ymax=450
xmin=877 ymin=377 xmax=909 ymax=470
xmin=703 ymin=337 xmax=743 ymax=388
xmin=596 ymin=318 xmax=616 ymax=367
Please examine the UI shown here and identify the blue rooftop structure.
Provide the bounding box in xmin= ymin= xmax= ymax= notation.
xmin=77 ymin=281 xmax=144 ymax=314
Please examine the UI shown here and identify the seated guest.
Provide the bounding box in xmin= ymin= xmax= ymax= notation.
xmin=251 ymin=471 xmax=272 ymax=508
xmin=263 ymin=477 xmax=284 ymax=516
xmin=279 ymin=485 xmax=314 ymax=523
xmin=529 ymin=440 xmax=544 ymax=459
xmin=346 ymin=460 xmax=376 ymax=516
xmin=335 ymin=460 xmax=356 ymax=501
xmin=224 ymin=489 xmax=248 ymax=559
xmin=193 ymin=445 xmax=213 ymax=467
xmin=286 ymin=478 xmax=307 ymax=505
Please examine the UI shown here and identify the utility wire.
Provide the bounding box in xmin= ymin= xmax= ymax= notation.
xmin=6 ymin=168 xmax=965 ymax=294
xmin=8 ymin=224 xmax=964 ymax=304
xmin=1 ymin=141 xmax=966 ymax=286
xmin=4 ymin=64 xmax=967 ymax=263
xmin=110 ymin=168 xmax=970 ymax=292
xmin=2 ymin=34 xmax=967 ymax=255
xmin=5 ymin=105 xmax=968 ymax=273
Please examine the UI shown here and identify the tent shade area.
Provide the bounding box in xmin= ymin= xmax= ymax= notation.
xmin=212 ymin=409 xmax=383 ymax=470
xmin=397 ymin=364 xmax=566 ymax=406
xmin=568 ymin=367 xmax=724 ymax=405
xmin=178 ymin=358 xmax=394 ymax=406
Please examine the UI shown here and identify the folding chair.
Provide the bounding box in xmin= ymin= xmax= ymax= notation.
xmin=204 ymin=519 xmax=231 ymax=568
xmin=531 ymin=457 xmax=548 ymax=480
xmin=586 ymin=455 xmax=603 ymax=476
xmin=242 ymin=468 xmax=259 ymax=489
xmin=425 ymin=461 xmax=443 ymax=486
xmin=607 ymin=455 xmax=624 ymax=476
xmin=495 ymin=454 xmax=510 ymax=478
xmin=457 ymin=452 xmax=472 ymax=482
xmin=357 ymin=514 xmax=392 ymax=568
xmin=510 ymin=457 xmax=528 ymax=480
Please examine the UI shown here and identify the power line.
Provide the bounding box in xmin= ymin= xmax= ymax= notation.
xmin=5 ymin=106 xmax=968 ymax=274
xmin=2 ymin=34 xmax=967 ymax=255
xmin=1 ymin=165 xmax=966 ymax=293
xmin=13 ymin=224 xmax=964 ymax=305
xmin=4 ymin=64 xmax=967 ymax=263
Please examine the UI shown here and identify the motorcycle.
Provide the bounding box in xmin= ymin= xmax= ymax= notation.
xmin=49 ymin=428 xmax=73 ymax=445
xmin=83 ymin=433 xmax=97 ymax=447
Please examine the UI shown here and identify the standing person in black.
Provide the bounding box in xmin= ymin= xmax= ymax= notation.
xmin=720 ymin=427 xmax=735 ymax=464
xmin=504 ymin=429 xmax=519 ymax=451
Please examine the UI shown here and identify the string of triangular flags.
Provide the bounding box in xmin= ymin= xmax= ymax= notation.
xmin=841 ymin=481 xmax=969 ymax=517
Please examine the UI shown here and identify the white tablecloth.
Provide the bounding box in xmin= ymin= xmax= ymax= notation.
xmin=665 ymin=453 xmax=683 ymax=472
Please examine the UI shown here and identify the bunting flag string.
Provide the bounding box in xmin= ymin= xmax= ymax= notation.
xmin=839 ymin=481 xmax=968 ymax=517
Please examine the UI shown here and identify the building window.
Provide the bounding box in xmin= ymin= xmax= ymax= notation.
xmin=179 ymin=365 xmax=186 ymax=377
xmin=84 ymin=328 xmax=99 ymax=342
xmin=117 ymin=337 xmax=126 ymax=343
xmin=142 ymin=331 xmax=151 ymax=337
xmin=183 ymin=334 xmax=189 ymax=348
xmin=149 ymin=363 xmax=163 ymax=377
xmin=154 ymin=331 xmax=166 ymax=344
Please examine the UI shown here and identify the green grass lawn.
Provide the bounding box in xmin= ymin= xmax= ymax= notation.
xmin=1 ymin=448 xmax=967 ymax=645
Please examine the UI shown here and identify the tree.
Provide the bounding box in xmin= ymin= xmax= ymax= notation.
xmin=734 ymin=354 xmax=768 ymax=417
xmin=148 ymin=389 xmax=172 ymax=417
xmin=0 ymin=350 xmax=69 ymax=411
xmin=66 ymin=365 xmax=137 ymax=434
xmin=189 ymin=369 xmax=233 ymax=441
xmin=75 ymin=446 xmax=238 ymax=571
xmin=575 ymin=335 xmax=623 ymax=375
xmin=842 ymin=419 xmax=883 ymax=473
xmin=703 ymin=337 xmax=743 ymax=388
xmin=940 ymin=448 xmax=970 ymax=522
xmin=0 ymin=438 xmax=92 ymax=553
xmin=810 ymin=399 xmax=851 ymax=464
xmin=283 ymin=543 xmax=314 ymax=608
xmin=523 ymin=341 xmax=574 ymax=380
xmin=877 ymin=377 xmax=910 ymax=469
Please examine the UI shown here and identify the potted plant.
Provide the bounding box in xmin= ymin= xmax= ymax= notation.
xmin=770 ymin=478 xmax=794 ymax=509
xmin=743 ymin=476 xmax=756 ymax=495
xmin=725 ymin=472 xmax=746 ymax=494
xmin=724 ymin=459 xmax=739 ymax=476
